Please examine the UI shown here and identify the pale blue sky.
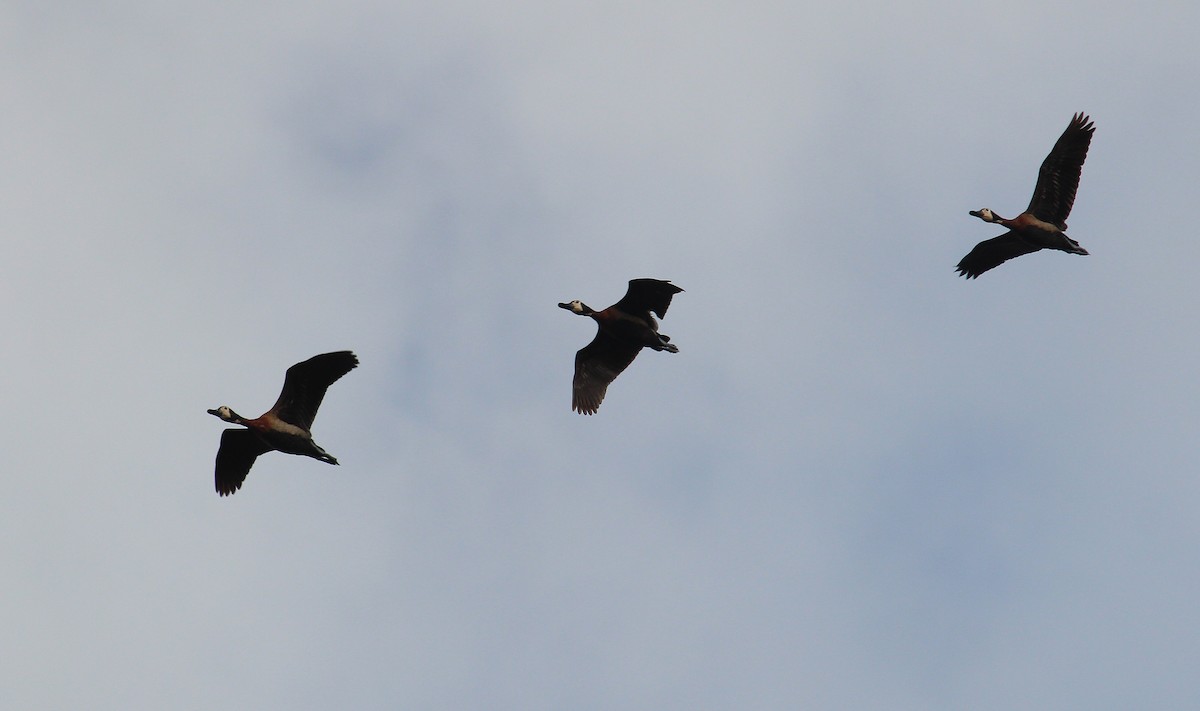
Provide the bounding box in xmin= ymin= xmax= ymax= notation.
xmin=2 ymin=1 xmax=1199 ymax=708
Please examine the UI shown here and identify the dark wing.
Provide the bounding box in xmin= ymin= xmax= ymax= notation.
xmin=1026 ymin=113 xmax=1094 ymax=228
xmin=571 ymin=331 xmax=642 ymax=415
xmin=956 ymin=232 xmax=1043 ymax=279
xmin=613 ymin=279 xmax=684 ymax=319
xmin=270 ymin=351 xmax=358 ymax=429
xmin=215 ymin=429 xmax=271 ymax=496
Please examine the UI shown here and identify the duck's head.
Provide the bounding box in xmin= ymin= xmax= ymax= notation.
xmin=207 ymin=405 xmax=242 ymax=423
xmin=558 ymin=300 xmax=594 ymax=316
xmin=969 ymin=208 xmax=999 ymax=223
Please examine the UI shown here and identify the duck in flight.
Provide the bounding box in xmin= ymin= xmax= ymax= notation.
xmin=559 ymin=278 xmax=683 ymax=415
xmin=207 ymin=351 xmax=358 ymax=496
xmin=957 ymin=113 xmax=1095 ymax=278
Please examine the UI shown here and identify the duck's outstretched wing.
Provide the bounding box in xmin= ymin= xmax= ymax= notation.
xmin=270 ymin=351 xmax=359 ymax=429
xmin=614 ymin=279 xmax=683 ymax=319
xmin=1027 ymin=113 xmax=1094 ymax=229
xmin=571 ymin=332 xmax=642 ymax=415
xmin=215 ymin=429 xmax=271 ymax=496
xmin=956 ymin=233 xmax=1041 ymax=279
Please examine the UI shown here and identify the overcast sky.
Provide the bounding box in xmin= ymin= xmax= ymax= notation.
xmin=3 ymin=1 xmax=1199 ymax=708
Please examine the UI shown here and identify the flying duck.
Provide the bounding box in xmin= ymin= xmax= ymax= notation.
xmin=559 ymin=278 xmax=682 ymax=415
xmin=957 ymin=112 xmax=1095 ymax=278
xmin=207 ymin=351 xmax=358 ymax=496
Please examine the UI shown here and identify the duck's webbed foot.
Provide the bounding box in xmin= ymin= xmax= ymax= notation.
xmin=309 ymin=442 xmax=340 ymax=465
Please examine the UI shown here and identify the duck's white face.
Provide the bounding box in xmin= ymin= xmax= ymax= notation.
xmin=558 ymin=299 xmax=594 ymax=316
xmin=973 ymin=208 xmax=995 ymax=222
xmin=207 ymin=405 xmax=236 ymax=421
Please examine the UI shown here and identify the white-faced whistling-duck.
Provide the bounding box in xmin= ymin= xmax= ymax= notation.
xmin=957 ymin=112 xmax=1095 ymax=279
xmin=207 ymin=351 xmax=358 ymax=496
xmin=559 ymin=278 xmax=683 ymax=415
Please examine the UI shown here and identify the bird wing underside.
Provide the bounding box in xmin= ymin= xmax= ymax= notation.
xmin=270 ymin=351 xmax=359 ymax=429
xmin=956 ymin=232 xmax=1042 ymax=279
xmin=1026 ymin=113 xmax=1094 ymax=228
xmin=613 ymin=279 xmax=684 ymax=319
xmin=215 ymin=428 xmax=272 ymax=496
xmin=572 ymin=332 xmax=642 ymax=414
